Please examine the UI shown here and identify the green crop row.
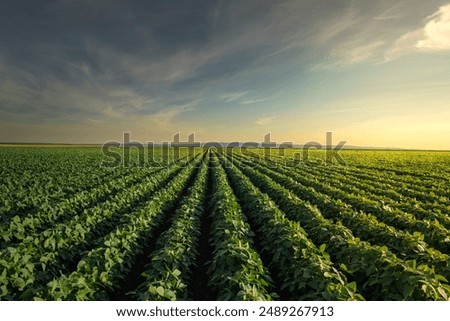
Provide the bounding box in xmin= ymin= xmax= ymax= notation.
xmin=219 ymin=153 xmax=364 ymax=300
xmin=0 ymin=155 xmax=198 ymax=300
xmin=235 ymin=154 xmax=450 ymax=279
xmin=0 ymin=148 xmax=120 ymax=218
xmin=259 ymin=153 xmax=450 ymax=228
xmin=228 ymin=152 xmax=450 ymax=300
xmin=134 ymin=159 xmax=208 ymax=300
xmin=0 ymin=166 xmax=164 ymax=247
xmin=247 ymin=154 xmax=450 ymax=252
xmin=1 ymin=147 xmax=449 ymax=301
xmin=40 ymin=155 xmax=203 ymax=300
xmin=261 ymin=151 xmax=449 ymax=202
xmin=206 ymin=153 xmax=273 ymax=300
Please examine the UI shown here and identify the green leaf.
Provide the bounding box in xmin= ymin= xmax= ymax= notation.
xmin=156 ymin=286 xmax=165 ymax=297
xmin=172 ymin=269 xmax=182 ymax=277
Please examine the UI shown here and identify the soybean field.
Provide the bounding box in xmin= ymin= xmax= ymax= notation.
xmin=1 ymin=146 xmax=450 ymax=301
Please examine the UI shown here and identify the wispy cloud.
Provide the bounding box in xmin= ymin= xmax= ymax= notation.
xmin=417 ymin=4 xmax=450 ymax=50
xmin=387 ymin=4 xmax=450 ymax=60
xmin=255 ymin=116 xmax=275 ymax=126
xmin=314 ymin=41 xmax=386 ymax=70
xmin=217 ymin=92 xmax=266 ymax=105
xmin=219 ymin=91 xmax=247 ymax=103
xmin=311 ymin=2 xmax=450 ymax=68
xmin=240 ymin=98 xmax=266 ymax=105
xmin=374 ymin=15 xmax=401 ymax=21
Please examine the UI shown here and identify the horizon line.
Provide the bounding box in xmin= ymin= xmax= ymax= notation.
xmin=1 ymin=142 xmax=449 ymax=152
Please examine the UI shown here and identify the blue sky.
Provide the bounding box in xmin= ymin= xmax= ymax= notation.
xmin=1 ymin=0 xmax=449 ymax=148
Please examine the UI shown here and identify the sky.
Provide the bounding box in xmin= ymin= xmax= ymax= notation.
xmin=0 ymin=0 xmax=449 ymax=149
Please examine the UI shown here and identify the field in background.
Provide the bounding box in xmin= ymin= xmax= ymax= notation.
xmin=0 ymin=146 xmax=449 ymax=300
